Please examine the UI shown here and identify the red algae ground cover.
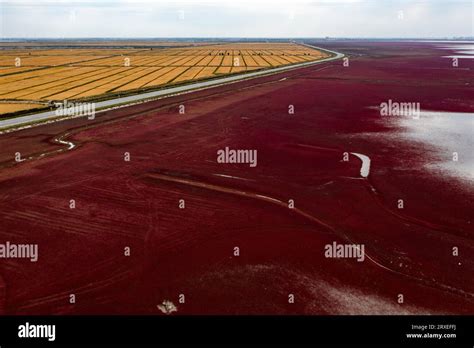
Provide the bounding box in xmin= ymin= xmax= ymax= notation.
xmin=0 ymin=41 xmax=473 ymax=315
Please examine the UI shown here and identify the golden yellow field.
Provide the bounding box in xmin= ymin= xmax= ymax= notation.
xmin=0 ymin=102 xmax=46 ymax=114
xmin=0 ymin=43 xmax=329 ymax=115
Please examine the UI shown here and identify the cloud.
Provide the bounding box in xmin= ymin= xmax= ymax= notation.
xmin=0 ymin=0 xmax=472 ymax=38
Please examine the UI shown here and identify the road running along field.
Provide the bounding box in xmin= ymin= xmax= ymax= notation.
xmin=0 ymin=43 xmax=329 ymax=115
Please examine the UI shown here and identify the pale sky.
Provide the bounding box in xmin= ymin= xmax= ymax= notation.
xmin=0 ymin=0 xmax=473 ymax=39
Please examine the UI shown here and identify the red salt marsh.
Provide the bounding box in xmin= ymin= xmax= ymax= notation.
xmin=0 ymin=41 xmax=473 ymax=314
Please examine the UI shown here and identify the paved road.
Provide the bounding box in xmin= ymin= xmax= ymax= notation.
xmin=0 ymin=45 xmax=344 ymax=130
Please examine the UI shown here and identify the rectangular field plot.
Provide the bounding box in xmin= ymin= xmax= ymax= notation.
xmin=0 ymin=102 xmax=45 ymax=114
